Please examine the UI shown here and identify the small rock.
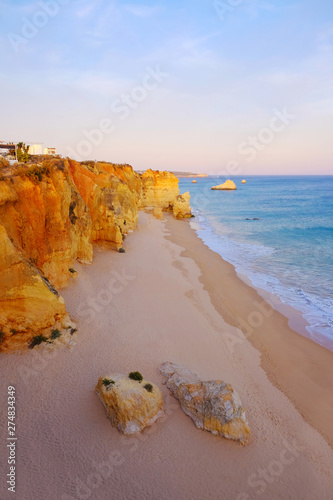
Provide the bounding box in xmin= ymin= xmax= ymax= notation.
xmin=159 ymin=362 xmax=250 ymax=445
xmin=153 ymin=207 xmax=164 ymax=219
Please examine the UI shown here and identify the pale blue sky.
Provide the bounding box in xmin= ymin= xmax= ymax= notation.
xmin=1 ymin=0 xmax=332 ymax=174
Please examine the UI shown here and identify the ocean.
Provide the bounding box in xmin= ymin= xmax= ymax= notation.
xmin=178 ymin=175 xmax=333 ymax=351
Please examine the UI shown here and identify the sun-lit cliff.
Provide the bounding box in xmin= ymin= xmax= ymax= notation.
xmin=0 ymin=158 xmax=191 ymax=351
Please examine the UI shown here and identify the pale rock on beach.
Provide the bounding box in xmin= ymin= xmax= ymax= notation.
xmin=95 ymin=373 xmax=164 ymax=435
xmin=211 ymin=179 xmax=237 ymax=190
xmin=160 ymin=362 xmax=250 ymax=445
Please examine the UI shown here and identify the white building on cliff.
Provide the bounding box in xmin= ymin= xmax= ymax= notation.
xmin=28 ymin=144 xmax=57 ymax=155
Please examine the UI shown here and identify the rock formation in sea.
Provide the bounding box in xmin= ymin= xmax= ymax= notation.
xmin=211 ymin=180 xmax=237 ymax=190
xmin=192 ymin=180 xmax=197 ymax=183
xmin=140 ymin=168 xmax=179 ymax=210
xmin=241 ymin=179 xmax=246 ymax=184
xmin=95 ymin=372 xmax=164 ymax=435
xmin=173 ymin=192 xmax=192 ymax=218
xmin=160 ymin=362 xmax=250 ymax=445
xmin=0 ymin=159 xmax=192 ymax=351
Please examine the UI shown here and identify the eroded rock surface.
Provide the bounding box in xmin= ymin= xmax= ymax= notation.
xmin=0 ymin=223 xmax=71 ymax=350
xmin=173 ymin=192 xmax=192 ymax=218
xmin=160 ymin=362 xmax=250 ymax=445
xmin=95 ymin=373 xmax=164 ymax=435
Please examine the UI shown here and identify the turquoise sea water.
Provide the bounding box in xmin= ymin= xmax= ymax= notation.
xmin=179 ymin=176 xmax=333 ymax=350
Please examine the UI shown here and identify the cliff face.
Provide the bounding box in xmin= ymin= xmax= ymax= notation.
xmin=0 ymin=159 xmax=191 ymax=352
xmin=68 ymin=160 xmax=139 ymax=248
xmin=140 ymin=169 xmax=179 ymax=210
xmin=0 ymin=222 xmax=69 ymax=350
xmin=0 ymin=163 xmax=92 ymax=289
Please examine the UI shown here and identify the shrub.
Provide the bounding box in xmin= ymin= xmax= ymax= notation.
xmin=10 ymin=329 xmax=18 ymax=336
xmin=69 ymin=268 xmax=76 ymax=273
xmin=50 ymin=329 xmax=61 ymax=340
xmin=102 ymin=378 xmax=115 ymax=387
xmin=0 ymin=156 xmax=10 ymax=168
xmin=0 ymin=331 xmax=5 ymax=344
xmin=144 ymin=383 xmax=153 ymax=393
xmin=25 ymin=165 xmax=50 ymax=183
xmin=42 ymin=158 xmax=65 ymax=171
xmin=129 ymin=371 xmax=143 ymax=382
xmin=29 ymin=334 xmax=48 ymax=349
xmin=118 ymin=248 xmax=125 ymax=253
xmin=70 ymin=328 xmax=77 ymax=335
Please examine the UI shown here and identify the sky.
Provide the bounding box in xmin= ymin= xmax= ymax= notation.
xmin=0 ymin=0 xmax=333 ymax=174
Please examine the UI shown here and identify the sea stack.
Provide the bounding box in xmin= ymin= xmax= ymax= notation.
xmin=241 ymin=179 xmax=246 ymax=184
xmin=192 ymin=180 xmax=197 ymax=183
xmin=211 ymin=180 xmax=237 ymax=190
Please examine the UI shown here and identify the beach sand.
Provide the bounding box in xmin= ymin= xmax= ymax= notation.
xmin=1 ymin=211 xmax=333 ymax=500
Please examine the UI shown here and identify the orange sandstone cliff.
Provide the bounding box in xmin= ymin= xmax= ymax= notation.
xmin=0 ymin=159 xmax=191 ymax=352
xmin=0 ymin=222 xmax=70 ymax=351
xmin=140 ymin=169 xmax=179 ymax=210
xmin=68 ymin=160 xmax=140 ymax=248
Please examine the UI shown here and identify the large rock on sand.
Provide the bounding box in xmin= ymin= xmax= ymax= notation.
xmin=160 ymin=362 xmax=250 ymax=445
xmin=211 ymin=180 xmax=237 ymax=190
xmin=95 ymin=373 xmax=164 ymax=435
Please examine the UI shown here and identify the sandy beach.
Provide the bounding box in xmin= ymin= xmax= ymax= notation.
xmin=1 ymin=211 xmax=333 ymax=500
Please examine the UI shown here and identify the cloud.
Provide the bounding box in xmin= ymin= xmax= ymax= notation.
xmin=125 ymin=4 xmax=159 ymax=18
xmin=74 ymin=0 xmax=102 ymax=19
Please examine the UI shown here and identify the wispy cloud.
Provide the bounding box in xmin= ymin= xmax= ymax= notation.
xmin=74 ymin=0 xmax=104 ymax=19
xmin=125 ymin=4 xmax=159 ymax=18
xmin=180 ymin=32 xmax=221 ymax=51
